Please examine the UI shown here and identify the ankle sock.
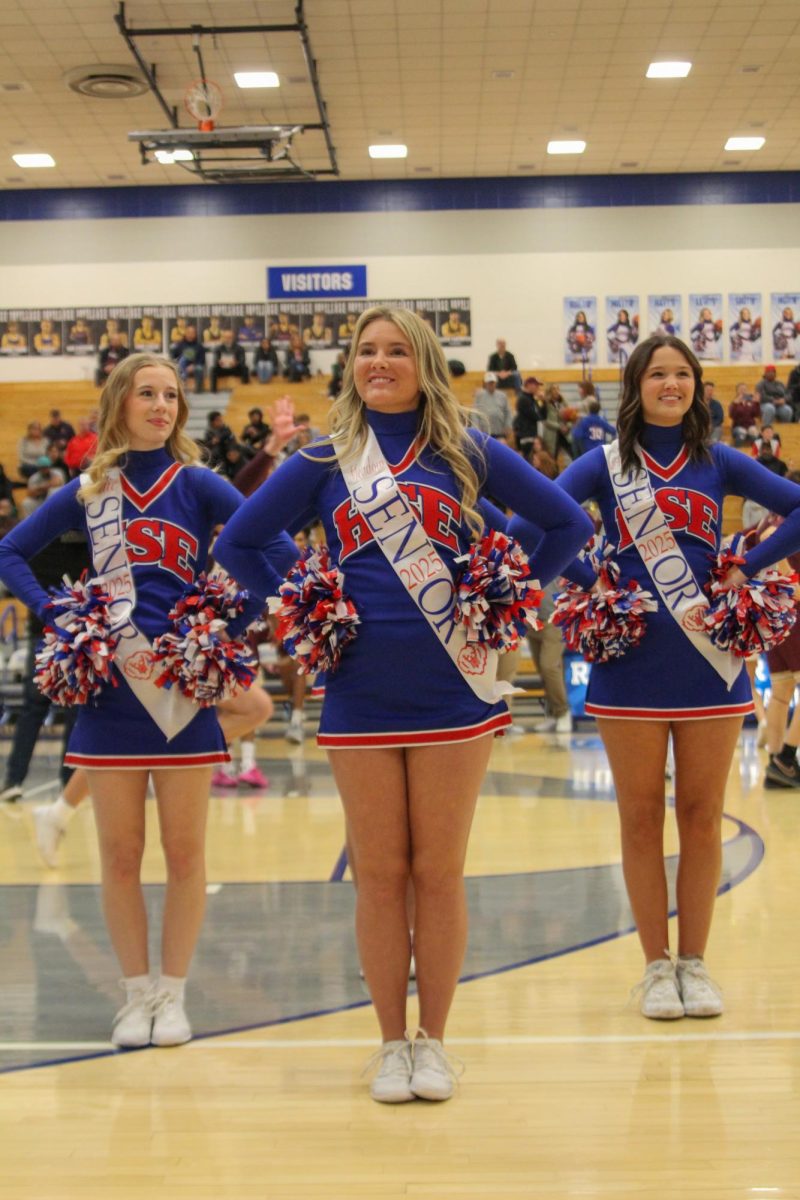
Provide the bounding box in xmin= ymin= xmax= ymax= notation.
xmin=156 ymin=974 xmax=186 ymax=1001
xmin=123 ymin=974 xmax=152 ymax=1001
xmin=51 ymin=796 xmax=77 ymax=829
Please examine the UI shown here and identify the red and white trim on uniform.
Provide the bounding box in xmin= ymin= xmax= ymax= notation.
xmin=586 ymin=700 xmax=754 ymax=721
xmin=64 ymin=750 xmax=229 ymax=769
xmin=639 ymin=445 xmax=689 ymax=482
xmin=320 ymin=711 xmax=511 ymax=749
xmin=121 ymin=462 xmax=183 ymax=512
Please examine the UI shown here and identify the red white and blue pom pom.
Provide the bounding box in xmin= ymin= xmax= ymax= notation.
xmin=275 ymin=545 xmax=360 ymax=674
xmin=703 ymin=547 xmax=797 ymax=657
xmin=34 ymin=575 xmax=120 ymax=705
xmin=552 ymin=542 xmax=657 ymax=663
xmin=152 ymin=572 xmax=257 ymax=705
xmin=453 ymin=530 xmax=543 ymax=651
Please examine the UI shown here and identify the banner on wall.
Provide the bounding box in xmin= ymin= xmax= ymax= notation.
xmin=605 ymin=296 xmax=639 ymax=365
xmin=647 ymin=294 xmax=682 ymax=338
xmin=266 ymin=298 xmax=472 ymax=348
xmin=267 ymin=265 xmax=367 ymax=301
xmin=563 ymin=296 xmax=597 ymax=365
xmin=728 ymin=293 xmax=762 ymax=363
xmin=688 ymin=293 xmax=723 ymax=361
xmin=770 ymin=293 xmax=800 ymax=361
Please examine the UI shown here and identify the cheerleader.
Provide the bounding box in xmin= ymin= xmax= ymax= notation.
xmin=0 ymin=355 xmax=296 ymax=1048
xmin=214 ymin=307 xmax=593 ymax=1102
xmin=510 ymin=334 xmax=800 ymax=1021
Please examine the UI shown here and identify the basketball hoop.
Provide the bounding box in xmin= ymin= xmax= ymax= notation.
xmin=184 ymin=79 xmax=223 ymax=132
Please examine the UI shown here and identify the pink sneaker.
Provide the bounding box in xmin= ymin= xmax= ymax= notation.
xmin=237 ymin=766 xmax=270 ymax=789
xmin=211 ymin=769 xmax=239 ymax=789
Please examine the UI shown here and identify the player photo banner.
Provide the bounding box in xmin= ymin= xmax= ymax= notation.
xmin=266 ymin=298 xmax=472 ymax=348
xmin=688 ymin=294 xmax=723 ymax=362
xmin=564 ymin=297 xmax=597 ymax=366
xmin=728 ymin=293 xmax=762 ymax=364
xmin=648 ymin=294 xmax=682 ymax=339
xmin=605 ymin=296 xmax=640 ymax=365
xmin=770 ymin=293 xmax=800 ymax=362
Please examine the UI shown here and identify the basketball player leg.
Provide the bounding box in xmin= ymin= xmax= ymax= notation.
xmin=596 ymin=718 xmax=672 ymax=962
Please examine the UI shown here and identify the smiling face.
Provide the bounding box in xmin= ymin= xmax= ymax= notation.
xmin=639 ymin=344 xmax=695 ymax=426
xmin=122 ymin=364 xmax=179 ymax=450
xmin=353 ymin=318 xmax=421 ymax=413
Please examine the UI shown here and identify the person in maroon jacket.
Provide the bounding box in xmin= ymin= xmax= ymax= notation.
xmin=728 ymin=383 xmax=761 ymax=446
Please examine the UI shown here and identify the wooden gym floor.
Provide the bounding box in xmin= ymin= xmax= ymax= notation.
xmin=0 ymin=713 xmax=798 ymax=1200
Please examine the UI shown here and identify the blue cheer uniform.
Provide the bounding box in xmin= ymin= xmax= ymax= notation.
xmin=0 ymin=449 xmax=293 ymax=768
xmin=510 ymin=424 xmax=800 ymax=720
xmin=214 ymin=407 xmax=593 ymax=749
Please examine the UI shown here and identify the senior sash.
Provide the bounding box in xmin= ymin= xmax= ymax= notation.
xmin=333 ymin=427 xmax=514 ymax=704
xmin=603 ymin=440 xmax=739 ymax=689
xmin=82 ymin=469 xmax=198 ymax=739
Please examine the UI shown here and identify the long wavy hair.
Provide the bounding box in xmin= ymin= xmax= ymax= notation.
xmin=324 ymin=306 xmax=485 ymax=536
xmin=616 ymin=333 xmax=710 ymax=474
xmin=79 ymin=353 xmax=201 ymax=501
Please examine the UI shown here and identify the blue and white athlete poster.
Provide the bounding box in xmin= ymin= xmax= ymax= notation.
xmin=728 ymin=293 xmax=762 ymax=363
xmin=605 ymin=296 xmax=639 ymax=365
xmin=648 ymin=294 xmax=682 ymax=338
xmin=688 ymin=293 xmax=723 ymax=361
xmin=564 ymin=296 xmax=597 ymax=365
xmin=770 ymin=293 xmax=800 ymax=361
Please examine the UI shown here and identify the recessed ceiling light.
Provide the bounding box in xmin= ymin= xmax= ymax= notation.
xmin=154 ymin=149 xmax=194 ymax=164
xmin=724 ymin=136 xmax=765 ymax=151
xmin=12 ymin=153 xmax=55 ymax=167
xmin=646 ymin=61 xmax=692 ymax=79
xmin=368 ymin=144 xmax=407 ymax=159
xmin=547 ymin=140 xmax=586 ymax=155
xmin=234 ymin=71 xmax=279 ymax=89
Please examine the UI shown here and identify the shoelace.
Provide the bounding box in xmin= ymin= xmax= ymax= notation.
xmin=627 ymin=953 xmax=678 ymax=1007
xmin=361 ymin=1039 xmax=412 ymax=1079
xmin=677 ymin=957 xmax=722 ymax=997
xmin=113 ymin=981 xmax=155 ymax=1025
xmin=408 ymin=1028 xmax=465 ymax=1082
xmin=150 ymin=990 xmax=182 ymax=1018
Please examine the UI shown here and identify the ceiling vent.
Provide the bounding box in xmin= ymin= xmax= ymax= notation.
xmin=64 ymin=64 xmax=149 ymax=99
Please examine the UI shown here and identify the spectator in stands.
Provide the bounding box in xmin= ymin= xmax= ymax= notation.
xmin=0 ymin=497 xmax=17 ymax=539
xmin=96 ymin=332 xmax=130 ymax=387
xmin=752 ymin=425 xmax=782 ymax=460
xmin=728 ymin=383 xmax=761 ymax=446
xmin=576 ymin=380 xmax=601 ymax=413
xmin=0 ymin=462 xmax=22 ymax=515
xmin=210 ymin=330 xmax=249 ymax=392
xmin=63 ymin=417 xmax=98 ymax=476
xmin=43 ymin=409 xmax=75 ymax=450
xmin=284 ymin=335 xmax=312 ymax=383
xmin=704 ymin=381 xmax=725 ymax=443
xmin=473 ymin=373 xmax=513 ymax=442
xmin=200 ymin=411 xmax=234 ymax=469
xmin=254 ymin=337 xmax=279 ymax=384
xmin=285 ymin=412 xmax=320 ymax=457
xmin=529 ymin=435 xmax=559 ymax=480
xmin=170 ymin=325 xmax=206 ymax=392
xmin=513 ymin=376 xmax=545 ymax=458
xmin=241 ymin=408 xmax=271 ymax=451
xmin=487 ymin=339 xmax=522 ymax=393
xmin=218 ymin=439 xmax=255 ymax=484
xmin=17 ymin=421 xmax=48 ymax=478
xmin=529 ymin=582 xmax=572 ymax=734
xmin=45 ymin=439 xmax=69 ymax=477
xmin=787 ymin=362 xmax=800 ymax=420
xmin=328 ymin=350 xmax=347 ymax=399
xmin=542 ymin=384 xmax=576 ymax=466
xmin=21 ymin=455 xmax=66 ymax=516
xmin=754 ymin=433 xmax=788 ymax=477
xmin=756 ymin=364 xmax=793 ymax=425
xmin=571 ymin=399 xmax=616 ymax=456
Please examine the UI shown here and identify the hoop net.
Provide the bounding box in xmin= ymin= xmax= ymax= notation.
xmin=184 ymin=79 xmax=223 ymax=132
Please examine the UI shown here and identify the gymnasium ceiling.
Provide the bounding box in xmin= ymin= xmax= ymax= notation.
xmin=1 ymin=0 xmax=799 ymax=190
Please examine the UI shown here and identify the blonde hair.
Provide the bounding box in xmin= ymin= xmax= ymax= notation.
xmin=323 ymin=306 xmax=485 ymax=536
xmin=78 ymin=353 xmax=201 ymax=501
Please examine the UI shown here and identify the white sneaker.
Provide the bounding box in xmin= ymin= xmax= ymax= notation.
xmin=111 ymin=990 xmax=153 ymax=1048
xmin=410 ymin=1032 xmax=462 ymax=1101
xmin=367 ymin=1039 xmax=414 ymax=1103
xmin=677 ymin=956 xmax=723 ymax=1017
xmin=34 ymin=805 xmax=65 ymax=868
xmin=635 ymin=959 xmax=684 ymax=1020
xmin=1 ymin=784 xmax=23 ymax=804
xmin=285 ymin=717 xmax=304 ymax=745
xmin=506 ymin=722 xmax=526 ymax=737
xmin=150 ymin=990 xmax=192 ymax=1046
xmin=533 ymin=716 xmax=556 ymax=732
xmin=555 ymin=711 xmax=572 ymax=733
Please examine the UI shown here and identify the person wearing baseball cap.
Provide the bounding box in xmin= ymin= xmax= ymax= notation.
xmin=473 ymin=372 xmax=512 ymax=442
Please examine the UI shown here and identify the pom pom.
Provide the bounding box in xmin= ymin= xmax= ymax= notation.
xmin=152 ymin=572 xmax=257 ymax=705
xmin=34 ymin=575 xmax=120 ymax=705
xmin=275 ymin=545 xmax=360 ymax=674
xmin=552 ymin=541 xmax=658 ymax=663
xmin=703 ymin=547 xmax=797 ymax=657
xmin=454 ymin=530 xmax=543 ymax=652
